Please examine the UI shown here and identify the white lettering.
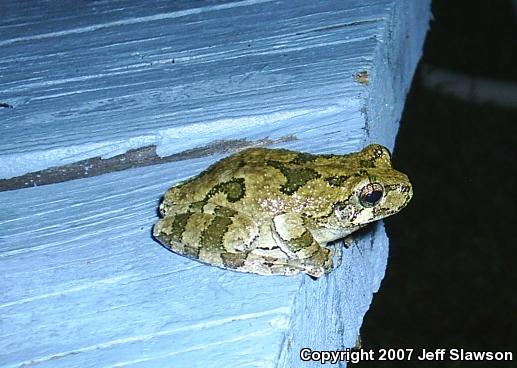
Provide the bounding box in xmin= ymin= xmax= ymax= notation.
xmin=298 ymin=348 xmax=374 ymax=363
xmin=299 ymin=348 xmax=311 ymax=361
xmin=450 ymin=349 xmax=513 ymax=361
xmin=449 ymin=349 xmax=460 ymax=360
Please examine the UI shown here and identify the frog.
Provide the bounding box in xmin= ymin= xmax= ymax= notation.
xmin=152 ymin=144 xmax=412 ymax=278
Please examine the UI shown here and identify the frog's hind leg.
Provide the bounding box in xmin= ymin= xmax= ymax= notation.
xmin=268 ymin=213 xmax=335 ymax=277
xmin=240 ymin=251 xmax=331 ymax=278
xmin=152 ymin=209 xmax=259 ymax=270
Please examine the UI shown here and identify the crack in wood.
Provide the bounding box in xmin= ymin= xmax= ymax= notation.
xmin=0 ymin=102 xmax=14 ymax=108
xmin=0 ymin=135 xmax=297 ymax=192
xmin=294 ymin=19 xmax=380 ymax=36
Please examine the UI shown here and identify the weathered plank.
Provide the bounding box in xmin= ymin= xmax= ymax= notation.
xmin=0 ymin=159 xmax=387 ymax=368
xmin=1 ymin=0 xmax=423 ymax=179
xmin=0 ymin=0 xmax=430 ymax=367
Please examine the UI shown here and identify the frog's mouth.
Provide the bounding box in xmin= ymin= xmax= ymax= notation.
xmin=312 ymin=224 xmax=365 ymax=244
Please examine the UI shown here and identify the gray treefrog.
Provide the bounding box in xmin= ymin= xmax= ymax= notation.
xmin=152 ymin=144 xmax=412 ymax=277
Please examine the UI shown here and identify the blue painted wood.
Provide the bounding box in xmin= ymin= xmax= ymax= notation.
xmin=0 ymin=161 xmax=298 ymax=367
xmin=0 ymin=0 xmax=430 ymax=367
xmin=0 ymin=0 xmax=427 ymax=179
xmin=0 ymin=163 xmax=389 ymax=367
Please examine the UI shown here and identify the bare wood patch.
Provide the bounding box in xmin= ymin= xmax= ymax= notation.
xmin=0 ymin=135 xmax=296 ymax=192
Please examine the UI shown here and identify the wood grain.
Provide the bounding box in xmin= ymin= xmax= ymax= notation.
xmin=0 ymin=0 xmax=430 ymax=366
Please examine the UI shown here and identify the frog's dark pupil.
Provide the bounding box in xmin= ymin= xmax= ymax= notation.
xmin=363 ymin=190 xmax=382 ymax=204
xmin=358 ymin=183 xmax=384 ymax=207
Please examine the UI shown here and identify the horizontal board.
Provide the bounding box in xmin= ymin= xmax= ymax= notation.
xmin=1 ymin=159 xmax=387 ymax=368
xmin=1 ymin=0 xmax=389 ymax=179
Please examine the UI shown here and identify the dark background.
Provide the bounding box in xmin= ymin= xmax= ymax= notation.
xmin=359 ymin=1 xmax=516 ymax=367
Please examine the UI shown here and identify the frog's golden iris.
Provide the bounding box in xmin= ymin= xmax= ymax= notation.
xmin=358 ymin=182 xmax=384 ymax=207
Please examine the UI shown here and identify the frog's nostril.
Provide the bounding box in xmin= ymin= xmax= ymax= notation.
xmin=400 ymin=184 xmax=413 ymax=205
xmin=400 ymin=183 xmax=412 ymax=194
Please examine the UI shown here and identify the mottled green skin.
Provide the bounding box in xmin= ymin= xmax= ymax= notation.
xmin=153 ymin=144 xmax=412 ymax=277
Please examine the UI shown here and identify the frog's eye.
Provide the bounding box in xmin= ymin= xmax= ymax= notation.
xmin=358 ymin=183 xmax=384 ymax=207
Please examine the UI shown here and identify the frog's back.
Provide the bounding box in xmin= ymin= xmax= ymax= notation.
xmin=165 ymin=148 xmax=297 ymax=204
xmin=196 ymin=148 xmax=302 ymax=179
xmin=231 ymin=147 xmax=301 ymax=162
